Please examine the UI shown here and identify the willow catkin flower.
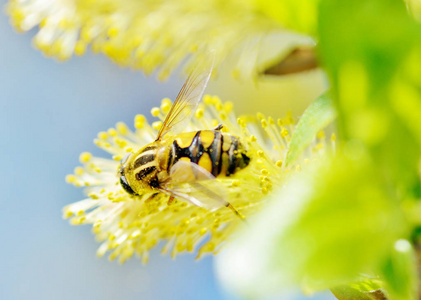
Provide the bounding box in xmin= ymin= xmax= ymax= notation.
xmin=5 ymin=0 xmax=318 ymax=79
xmin=64 ymin=95 xmax=331 ymax=264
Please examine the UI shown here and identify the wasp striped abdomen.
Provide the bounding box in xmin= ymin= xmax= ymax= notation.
xmin=170 ymin=130 xmax=250 ymax=177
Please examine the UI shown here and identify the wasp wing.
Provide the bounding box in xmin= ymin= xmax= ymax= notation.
xmin=165 ymin=160 xmax=215 ymax=184
xmin=156 ymin=59 xmax=214 ymax=140
xmin=159 ymin=184 xmax=227 ymax=211
xmin=159 ymin=160 xmax=229 ymax=211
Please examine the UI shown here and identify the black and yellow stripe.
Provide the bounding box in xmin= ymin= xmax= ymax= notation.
xmin=170 ymin=130 xmax=250 ymax=177
xmin=133 ymin=145 xmax=159 ymax=187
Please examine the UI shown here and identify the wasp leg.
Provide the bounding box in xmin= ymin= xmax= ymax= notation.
xmin=226 ymin=203 xmax=247 ymax=223
xmin=213 ymin=124 xmax=224 ymax=131
xmin=167 ymin=196 xmax=175 ymax=206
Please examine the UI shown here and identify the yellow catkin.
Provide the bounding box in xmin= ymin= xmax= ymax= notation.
xmin=64 ymin=95 xmax=330 ymax=263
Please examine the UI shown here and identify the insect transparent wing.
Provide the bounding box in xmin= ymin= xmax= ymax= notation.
xmin=166 ymin=160 xmax=215 ymax=184
xmin=156 ymin=59 xmax=214 ymax=140
xmin=160 ymin=182 xmax=229 ymax=211
xmin=160 ymin=160 xmax=230 ymax=210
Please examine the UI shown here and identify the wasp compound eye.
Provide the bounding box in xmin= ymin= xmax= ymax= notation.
xmin=120 ymin=176 xmax=135 ymax=195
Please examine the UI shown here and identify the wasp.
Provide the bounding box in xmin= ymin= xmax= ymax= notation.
xmin=118 ymin=62 xmax=250 ymax=218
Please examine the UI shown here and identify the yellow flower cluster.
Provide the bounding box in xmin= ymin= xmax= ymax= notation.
xmin=6 ymin=0 xmax=276 ymax=78
xmin=6 ymin=0 xmax=319 ymax=78
xmin=64 ymin=95 xmax=331 ymax=264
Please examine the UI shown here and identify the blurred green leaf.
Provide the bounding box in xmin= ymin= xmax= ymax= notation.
xmin=331 ymin=241 xmax=418 ymax=300
xmin=317 ymin=0 xmax=421 ymax=295
xmin=331 ymin=276 xmax=386 ymax=300
xmin=318 ymin=0 xmax=421 ymax=192
xmin=331 ymin=287 xmax=385 ymax=300
xmin=381 ymin=240 xmax=417 ymax=300
xmin=406 ymin=0 xmax=421 ymax=21
xmin=285 ymin=93 xmax=336 ymax=166
xmin=216 ymin=154 xmax=407 ymax=299
xmin=331 ymin=287 xmax=373 ymax=300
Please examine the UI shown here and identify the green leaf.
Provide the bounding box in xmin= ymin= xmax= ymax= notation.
xmin=285 ymin=93 xmax=336 ymax=166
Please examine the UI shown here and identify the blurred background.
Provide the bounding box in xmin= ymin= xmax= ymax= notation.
xmin=0 ymin=4 xmax=333 ymax=299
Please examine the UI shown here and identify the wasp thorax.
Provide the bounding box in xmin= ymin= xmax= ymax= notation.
xmin=119 ymin=144 xmax=161 ymax=195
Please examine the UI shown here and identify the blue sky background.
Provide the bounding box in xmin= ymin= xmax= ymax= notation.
xmin=0 ymin=3 xmax=334 ymax=299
